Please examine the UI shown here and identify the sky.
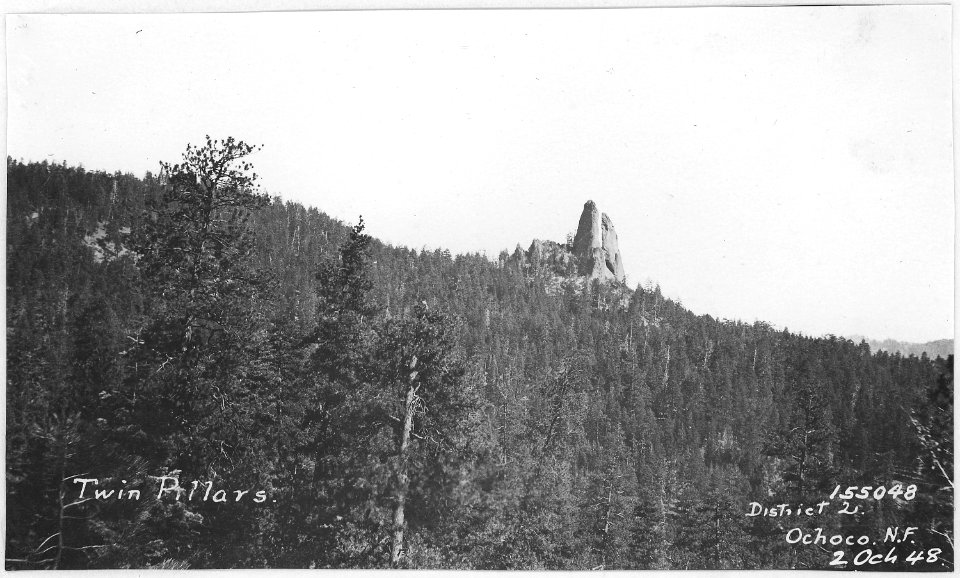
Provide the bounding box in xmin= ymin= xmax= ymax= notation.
xmin=5 ymin=6 xmax=954 ymax=343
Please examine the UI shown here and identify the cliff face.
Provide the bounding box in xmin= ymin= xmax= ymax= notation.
xmin=520 ymin=200 xmax=627 ymax=284
xmin=601 ymin=213 xmax=626 ymax=282
xmin=572 ymin=200 xmax=602 ymax=256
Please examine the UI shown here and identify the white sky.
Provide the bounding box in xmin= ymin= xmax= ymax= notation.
xmin=5 ymin=7 xmax=954 ymax=343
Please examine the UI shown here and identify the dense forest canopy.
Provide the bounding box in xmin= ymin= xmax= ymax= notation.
xmin=5 ymin=143 xmax=953 ymax=570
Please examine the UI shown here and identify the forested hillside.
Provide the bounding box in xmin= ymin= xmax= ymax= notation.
xmin=5 ymin=141 xmax=953 ymax=570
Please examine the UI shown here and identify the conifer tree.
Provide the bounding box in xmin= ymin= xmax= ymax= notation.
xmin=124 ymin=136 xmax=273 ymax=565
xmin=373 ymin=302 xmax=473 ymax=566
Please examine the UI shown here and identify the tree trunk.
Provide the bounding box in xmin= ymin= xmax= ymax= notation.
xmin=601 ymin=485 xmax=613 ymax=567
xmin=662 ymin=345 xmax=671 ymax=387
xmin=391 ymin=383 xmax=417 ymax=566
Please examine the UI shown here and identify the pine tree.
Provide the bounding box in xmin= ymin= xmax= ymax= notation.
xmin=373 ymin=302 xmax=473 ymax=566
xmin=292 ymin=218 xmax=381 ymax=567
xmin=124 ymin=136 xmax=274 ymax=566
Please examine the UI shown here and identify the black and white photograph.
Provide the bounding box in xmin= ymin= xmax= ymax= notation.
xmin=3 ymin=2 xmax=954 ymax=571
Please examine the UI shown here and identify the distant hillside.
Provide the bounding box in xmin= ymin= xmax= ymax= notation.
xmin=848 ymin=335 xmax=954 ymax=359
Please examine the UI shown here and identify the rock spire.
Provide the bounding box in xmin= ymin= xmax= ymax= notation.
xmin=572 ymin=200 xmax=626 ymax=283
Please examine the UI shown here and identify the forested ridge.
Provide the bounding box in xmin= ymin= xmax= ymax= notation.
xmin=5 ymin=141 xmax=953 ymax=570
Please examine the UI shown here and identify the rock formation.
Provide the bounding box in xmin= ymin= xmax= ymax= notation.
xmin=572 ymin=200 xmax=626 ymax=283
xmin=516 ymin=200 xmax=627 ymax=284
xmin=572 ymin=201 xmax=602 ymax=256
xmin=601 ymin=213 xmax=626 ymax=281
xmin=528 ymin=238 xmax=573 ymax=275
